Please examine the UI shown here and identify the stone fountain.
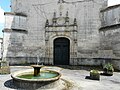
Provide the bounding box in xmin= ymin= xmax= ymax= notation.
xmin=11 ymin=56 xmax=64 ymax=89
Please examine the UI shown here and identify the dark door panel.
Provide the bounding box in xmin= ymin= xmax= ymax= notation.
xmin=54 ymin=38 xmax=70 ymax=65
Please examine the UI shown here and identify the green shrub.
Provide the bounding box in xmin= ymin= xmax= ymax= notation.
xmin=90 ymin=70 xmax=99 ymax=73
xmin=103 ymin=63 xmax=114 ymax=72
xmin=103 ymin=63 xmax=114 ymax=76
xmin=90 ymin=70 xmax=100 ymax=80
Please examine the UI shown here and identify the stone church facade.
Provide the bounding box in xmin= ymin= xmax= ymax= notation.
xmin=2 ymin=0 xmax=120 ymax=69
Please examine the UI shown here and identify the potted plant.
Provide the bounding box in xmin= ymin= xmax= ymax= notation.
xmin=90 ymin=70 xmax=100 ymax=80
xmin=103 ymin=63 xmax=114 ymax=76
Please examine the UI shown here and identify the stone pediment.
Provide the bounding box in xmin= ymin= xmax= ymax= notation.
xmin=45 ymin=11 xmax=77 ymax=27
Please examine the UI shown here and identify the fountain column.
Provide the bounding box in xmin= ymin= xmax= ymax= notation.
xmin=31 ymin=65 xmax=44 ymax=76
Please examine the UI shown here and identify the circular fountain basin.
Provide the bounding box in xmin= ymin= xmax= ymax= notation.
xmin=11 ymin=69 xmax=61 ymax=89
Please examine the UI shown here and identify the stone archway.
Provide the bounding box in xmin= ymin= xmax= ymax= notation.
xmin=54 ymin=37 xmax=70 ymax=65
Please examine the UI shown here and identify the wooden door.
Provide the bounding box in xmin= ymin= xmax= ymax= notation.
xmin=54 ymin=38 xmax=70 ymax=65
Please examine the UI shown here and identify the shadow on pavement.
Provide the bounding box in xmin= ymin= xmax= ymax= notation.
xmin=57 ymin=65 xmax=102 ymax=71
xmin=4 ymin=79 xmax=18 ymax=89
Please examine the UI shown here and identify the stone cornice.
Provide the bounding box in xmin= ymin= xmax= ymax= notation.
xmin=45 ymin=24 xmax=77 ymax=28
xmin=99 ymin=24 xmax=120 ymax=31
xmin=2 ymin=29 xmax=13 ymax=32
xmin=4 ymin=12 xmax=27 ymax=17
xmin=3 ymin=28 xmax=28 ymax=34
xmin=101 ymin=4 xmax=120 ymax=12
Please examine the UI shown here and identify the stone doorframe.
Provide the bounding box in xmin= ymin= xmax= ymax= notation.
xmin=45 ymin=34 xmax=77 ymax=65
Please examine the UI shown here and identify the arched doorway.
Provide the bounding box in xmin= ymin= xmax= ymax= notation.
xmin=54 ymin=37 xmax=70 ymax=65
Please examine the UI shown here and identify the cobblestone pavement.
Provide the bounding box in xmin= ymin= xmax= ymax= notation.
xmin=0 ymin=66 xmax=120 ymax=90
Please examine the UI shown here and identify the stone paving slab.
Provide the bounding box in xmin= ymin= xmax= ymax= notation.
xmin=60 ymin=69 xmax=120 ymax=90
xmin=0 ymin=66 xmax=120 ymax=90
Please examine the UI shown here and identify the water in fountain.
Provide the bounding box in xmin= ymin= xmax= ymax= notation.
xmin=18 ymin=71 xmax=59 ymax=79
xmin=37 ymin=55 xmax=40 ymax=65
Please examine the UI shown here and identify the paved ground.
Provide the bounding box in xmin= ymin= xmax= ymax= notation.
xmin=0 ymin=66 xmax=120 ymax=90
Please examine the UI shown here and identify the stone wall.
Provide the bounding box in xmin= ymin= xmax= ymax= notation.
xmin=100 ymin=5 xmax=120 ymax=69
xmin=3 ymin=0 xmax=108 ymax=65
xmin=101 ymin=4 xmax=120 ymax=27
xmin=0 ymin=38 xmax=3 ymax=59
xmin=76 ymin=0 xmax=107 ymax=58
